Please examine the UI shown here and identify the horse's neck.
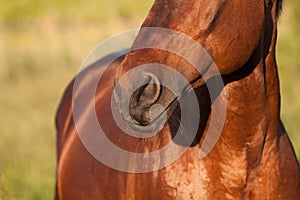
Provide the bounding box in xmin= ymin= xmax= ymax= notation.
xmin=212 ymin=5 xmax=280 ymax=159
xmin=221 ymin=57 xmax=278 ymax=149
xmin=223 ymin=54 xmax=279 ymax=141
xmin=203 ymin=39 xmax=281 ymax=190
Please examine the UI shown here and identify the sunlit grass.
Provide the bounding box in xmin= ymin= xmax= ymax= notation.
xmin=0 ymin=0 xmax=299 ymax=199
xmin=0 ymin=0 xmax=153 ymax=24
xmin=277 ymin=0 xmax=300 ymax=158
xmin=0 ymin=1 xmax=153 ymax=199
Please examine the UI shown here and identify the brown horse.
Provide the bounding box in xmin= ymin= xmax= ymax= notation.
xmin=55 ymin=0 xmax=300 ymax=199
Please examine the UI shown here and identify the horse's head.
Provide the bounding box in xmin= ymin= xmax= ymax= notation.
xmin=114 ymin=0 xmax=281 ymax=132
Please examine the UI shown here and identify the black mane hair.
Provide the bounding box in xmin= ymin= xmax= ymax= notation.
xmin=276 ymin=0 xmax=283 ymax=18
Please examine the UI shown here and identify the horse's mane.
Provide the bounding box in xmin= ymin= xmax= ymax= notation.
xmin=276 ymin=0 xmax=283 ymax=18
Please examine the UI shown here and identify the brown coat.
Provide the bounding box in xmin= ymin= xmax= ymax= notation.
xmin=55 ymin=0 xmax=300 ymax=199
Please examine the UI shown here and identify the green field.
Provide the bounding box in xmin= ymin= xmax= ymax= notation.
xmin=0 ymin=0 xmax=299 ymax=199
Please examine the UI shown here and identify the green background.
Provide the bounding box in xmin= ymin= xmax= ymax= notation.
xmin=0 ymin=0 xmax=299 ymax=199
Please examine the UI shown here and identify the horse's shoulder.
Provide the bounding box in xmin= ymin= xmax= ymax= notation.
xmin=55 ymin=50 xmax=127 ymax=153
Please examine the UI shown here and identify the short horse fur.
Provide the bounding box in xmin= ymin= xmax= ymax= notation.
xmin=55 ymin=0 xmax=300 ymax=199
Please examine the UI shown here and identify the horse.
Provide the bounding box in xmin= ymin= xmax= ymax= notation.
xmin=55 ymin=0 xmax=300 ymax=199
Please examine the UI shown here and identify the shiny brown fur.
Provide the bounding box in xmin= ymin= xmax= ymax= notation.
xmin=55 ymin=0 xmax=300 ymax=199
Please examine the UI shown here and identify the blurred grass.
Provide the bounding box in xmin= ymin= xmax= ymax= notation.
xmin=0 ymin=1 xmax=153 ymax=199
xmin=0 ymin=0 xmax=299 ymax=199
xmin=277 ymin=0 xmax=300 ymax=158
